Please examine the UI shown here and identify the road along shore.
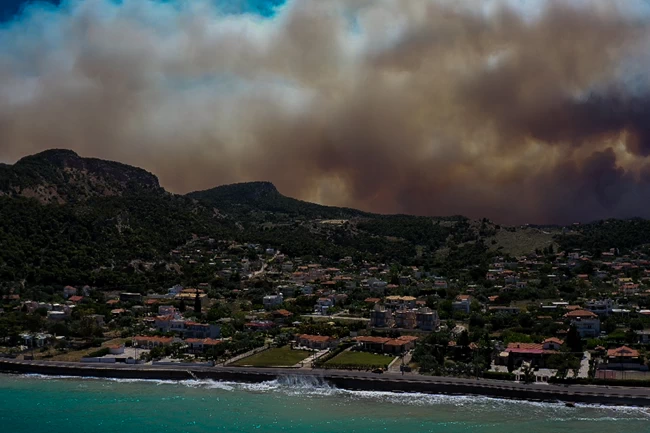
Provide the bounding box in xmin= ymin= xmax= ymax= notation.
xmin=1 ymin=359 xmax=650 ymax=407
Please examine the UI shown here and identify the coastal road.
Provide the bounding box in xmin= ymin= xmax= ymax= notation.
xmin=3 ymin=359 xmax=650 ymax=406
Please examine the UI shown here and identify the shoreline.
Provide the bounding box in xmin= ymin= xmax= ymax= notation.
xmin=2 ymin=359 xmax=650 ymax=407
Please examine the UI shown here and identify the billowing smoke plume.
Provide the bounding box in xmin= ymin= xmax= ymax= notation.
xmin=2 ymin=0 xmax=650 ymax=224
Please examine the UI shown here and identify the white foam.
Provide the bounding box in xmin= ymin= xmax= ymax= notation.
xmin=12 ymin=373 xmax=650 ymax=418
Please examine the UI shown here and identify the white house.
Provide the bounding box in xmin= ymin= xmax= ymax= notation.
xmin=63 ymin=286 xmax=77 ymax=299
xmin=565 ymin=309 xmax=600 ymax=338
xmin=585 ymin=299 xmax=614 ymax=316
xmin=263 ymin=294 xmax=284 ymax=310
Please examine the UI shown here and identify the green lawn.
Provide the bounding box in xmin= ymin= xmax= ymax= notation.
xmin=232 ymin=346 xmax=312 ymax=367
xmin=324 ymin=351 xmax=394 ymax=368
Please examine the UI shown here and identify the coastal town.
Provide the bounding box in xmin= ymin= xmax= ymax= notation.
xmin=3 ymin=232 xmax=650 ymax=386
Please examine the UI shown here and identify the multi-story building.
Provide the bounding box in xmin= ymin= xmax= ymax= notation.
xmin=585 ymin=299 xmax=614 ymax=316
xmin=263 ymin=294 xmax=284 ymax=310
xmin=385 ymin=296 xmax=417 ymax=310
xmin=565 ymin=309 xmax=600 ymax=338
xmin=394 ymin=308 xmax=417 ymax=329
xmin=416 ymin=307 xmax=439 ymax=331
xmin=370 ymin=304 xmax=394 ymax=328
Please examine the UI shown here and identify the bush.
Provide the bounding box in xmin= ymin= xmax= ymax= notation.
xmin=87 ymin=347 xmax=110 ymax=358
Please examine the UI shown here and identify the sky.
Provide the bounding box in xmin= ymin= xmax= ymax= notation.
xmin=2 ymin=0 xmax=650 ymax=224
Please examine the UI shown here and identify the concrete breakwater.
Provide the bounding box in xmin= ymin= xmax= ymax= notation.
xmin=2 ymin=359 xmax=650 ymax=407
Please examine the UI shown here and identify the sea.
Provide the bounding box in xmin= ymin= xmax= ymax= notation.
xmin=1 ymin=374 xmax=649 ymax=433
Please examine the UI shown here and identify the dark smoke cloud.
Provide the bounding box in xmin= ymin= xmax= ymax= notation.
xmin=2 ymin=0 xmax=650 ymax=224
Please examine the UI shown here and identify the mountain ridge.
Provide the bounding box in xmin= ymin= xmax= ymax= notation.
xmin=0 ymin=149 xmax=649 ymax=290
xmin=0 ymin=149 xmax=161 ymax=204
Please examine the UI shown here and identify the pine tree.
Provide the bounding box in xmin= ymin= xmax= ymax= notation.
xmin=194 ymin=290 xmax=202 ymax=314
xmin=179 ymin=298 xmax=186 ymax=313
xmin=566 ymin=324 xmax=582 ymax=353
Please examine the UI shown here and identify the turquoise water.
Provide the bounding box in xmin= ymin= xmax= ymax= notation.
xmin=1 ymin=375 xmax=650 ymax=433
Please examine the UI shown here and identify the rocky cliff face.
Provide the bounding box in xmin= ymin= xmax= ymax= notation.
xmin=0 ymin=149 xmax=161 ymax=203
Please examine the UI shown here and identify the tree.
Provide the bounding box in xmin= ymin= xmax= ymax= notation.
xmin=566 ymin=325 xmax=583 ymax=353
xmin=179 ymin=298 xmax=186 ymax=313
xmin=194 ymin=290 xmax=202 ymax=314
xmin=521 ymin=363 xmax=535 ymax=384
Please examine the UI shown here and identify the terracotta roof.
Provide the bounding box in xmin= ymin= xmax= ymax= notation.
xmin=607 ymin=346 xmax=640 ymax=358
xmin=68 ymin=296 xmax=84 ymax=302
xmin=355 ymin=336 xmax=391 ymax=344
xmin=274 ymin=309 xmax=292 ymax=317
xmin=564 ymin=309 xmax=598 ymax=318
xmin=186 ymin=338 xmax=221 ymax=345
xmin=507 ymin=342 xmax=559 ymax=355
xmin=134 ymin=336 xmax=173 ymax=344
xmin=543 ymin=338 xmax=564 ymax=345
xmin=298 ymin=334 xmax=334 ymax=343
xmin=384 ymin=339 xmax=409 ymax=347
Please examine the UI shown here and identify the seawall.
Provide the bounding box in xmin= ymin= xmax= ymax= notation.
xmin=2 ymin=359 xmax=650 ymax=407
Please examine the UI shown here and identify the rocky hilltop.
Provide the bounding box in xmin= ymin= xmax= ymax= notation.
xmin=0 ymin=149 xmax=161 ymax=204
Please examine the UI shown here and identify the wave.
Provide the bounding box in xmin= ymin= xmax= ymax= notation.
xmin=11 ymin=373 xmax=650 ymax=419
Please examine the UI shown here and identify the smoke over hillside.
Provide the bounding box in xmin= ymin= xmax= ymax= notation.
xmin=2 ymin=0 xmax=650 ymax=224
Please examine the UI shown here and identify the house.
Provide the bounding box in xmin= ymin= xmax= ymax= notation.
xmin=63 ymin=286 xmax=77 ymax=299
xmin=273 ymin=309 xmax=293 ymax=324
xmin=383 ymin=335 xmax=419 ymax=354
xmin=364 ymin=298 xmax=381 ymax=306
xmin=314 ymin=297 xmax=333 ymax=315
xmin=185 ymin=338 xmax=222 ymax=354
xmin=109 ymin=345 xmax=125 ymax=355
xmin=452 ymin=295 xmax=472 ymax=314
xmin=120 ymin=293 xmax=142 ymax=303
xmin=416 ymin=307 xmax=439 ymax=331
xmin=488 ymin=306 xmax=521 ymax=315
xmin=585 ymin=299 xmax=614 ymax=316
xmin=394 ymin=308 xmax=417 ymax=329
xmin=505 ymin=342 xmax=559 ymax=368
xmin=46 ymin=311 xmax=67 ymax=321
xmin=68 ymin=296 xmax=84 ymax=304
xmin=370 ymin=304 xmax=394 ymax=328
xmin=605 ymin=346 xmax=646 ymax=370
xmin=385 ymin=296 xmax=417 ymax=310
xmin=564 ymin=309 xmax=600 ymax=338
xmin=133 ymin=336 xmax=175 ymax=348
xmin=263 ymin=294 xmax=284 ymax=310
xmin=167 ymin=284 xmax=184 ymax=297
xmin=88 ymin=314 xmax=105 ymax=327
xmin=158 ymin=305 xmax=177 ymax=316
xmin=244 ymin=321 xmax=274 ymax=331
xmin=542 ymin=338 xmax=564 ymax=351
xmin=175 ymin=291 xmax=209 ymax=308
xmin=297 ymin=334 xmax=338 ymax=350
xmin=354 ymin=335 xmax=418 ymax=354
xmin=184 ymin=322 xmax=221 ymax=339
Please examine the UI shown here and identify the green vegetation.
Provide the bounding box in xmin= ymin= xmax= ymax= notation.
xmin=323 ymin=350 xmax=394 ymax=369
xmin=557 ymin=219 xmax=650 ymax=254
xmin=0 ymin=193 xmax=234 ymax=287
xmin=87 ymin=347 xmax=110 ymax=358
xmin=187 ymin=181 xmax=368 ymax=220
xmin=231 ymin=346 xmax=312 ymax=367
